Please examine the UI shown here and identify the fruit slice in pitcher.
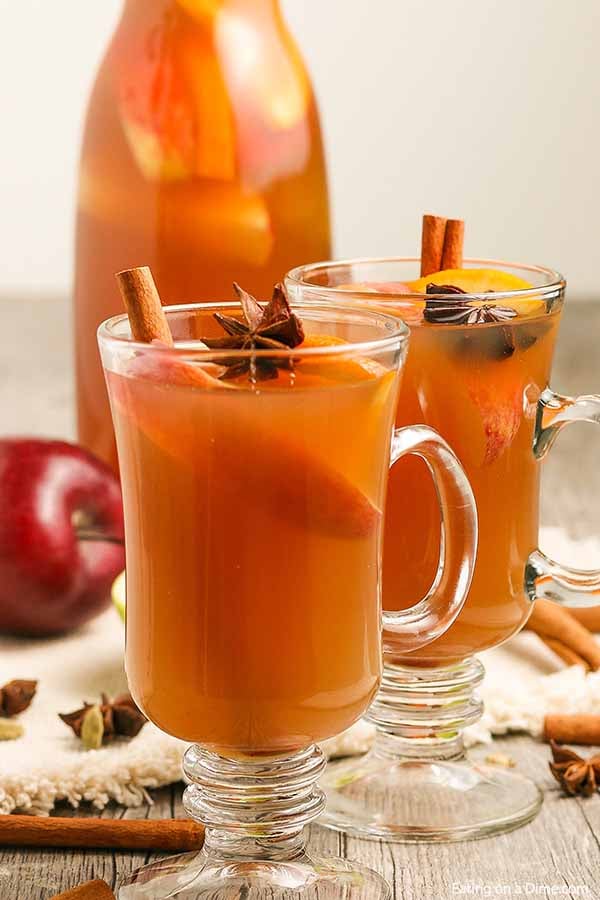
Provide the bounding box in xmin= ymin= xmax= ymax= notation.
xmin=176 ymin=0 xmax=222 ymax=21
xmin=118 ymin=24 xmax=235 ymax=181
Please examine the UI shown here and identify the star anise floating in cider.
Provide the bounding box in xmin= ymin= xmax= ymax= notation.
xmin=549 ymin=740 xmax=600 ymax=797
xmin=423 ymin=283 xmax=518 ymax=360
xmin=203 ymin=283 xmax=305 ymax=381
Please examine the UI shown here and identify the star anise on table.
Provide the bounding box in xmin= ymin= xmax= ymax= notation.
xmin=202 ymin=282 xmax=305 ymax=381
xmin=0 ymin=679 xmax=38 ymax=718
xmin=549 ymin=740 xmax=600 ymax=797
xmin=59 ymin=692 xmax=147 ymax=750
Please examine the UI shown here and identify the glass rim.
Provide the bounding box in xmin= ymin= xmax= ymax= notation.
xmin=97 ymin=300 xmax=410 ymax=360
xmin=285 ymin=256 xmax=566 ymax=303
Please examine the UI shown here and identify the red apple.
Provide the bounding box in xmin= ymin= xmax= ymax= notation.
xmin=0 ymin=439 xmax=125 ymax=636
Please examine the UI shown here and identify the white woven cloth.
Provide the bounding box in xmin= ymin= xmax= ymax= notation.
xmin=1 ymin=527 xmax=598 ymax=816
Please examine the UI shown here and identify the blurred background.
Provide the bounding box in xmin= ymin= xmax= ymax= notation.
xmin=1 ymin=0 xmax=599 ymax=298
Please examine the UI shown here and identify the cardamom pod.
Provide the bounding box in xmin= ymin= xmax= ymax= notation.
xmin=80 ymin=704 xmax=105 ymax=750
xmin=0 ymin=719 xmax=24 ymax=741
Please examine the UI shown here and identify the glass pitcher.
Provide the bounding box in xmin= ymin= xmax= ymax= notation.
xmin=75 ymin=0 xmax=331 ymax=468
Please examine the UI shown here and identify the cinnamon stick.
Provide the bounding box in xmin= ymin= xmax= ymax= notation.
xmin=566 ymin=606 xmax=600 ymax=633
xmin=113 ymin=266 xmax=381 ymax=540
xmin=541 ymin=637 xmax=590 ymax=671
xmin=441 ymin=218 xmax=465 ymax=270
xmin=0 ymin=814 xmax=205 ymax=852
xmin=526 ymin=598 xmax=600 ymax=671
xmin=53 ymin=881 xmax=115 ymax=900
xmin=116 ymin=267 xmax=173 ymax=346
xmin=420 ymin=214 xmax=447 ymax=276
xmin=544 ymin=714 xmax=600 ymax=746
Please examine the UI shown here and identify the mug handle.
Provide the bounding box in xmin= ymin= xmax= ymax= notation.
xmin=382 ymin=425 xmax=478 ymax=652
xmin=526 ymin=388 xmax=600 ymax=605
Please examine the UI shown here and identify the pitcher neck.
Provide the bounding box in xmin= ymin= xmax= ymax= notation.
xmin=122 ymin=0 xmax=280 ymax=19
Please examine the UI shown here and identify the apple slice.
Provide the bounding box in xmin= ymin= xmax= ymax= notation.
xmin=118 ymin=24 xmax=235 ymax=182
xmin=109 ymin=360 xmax=382 ymax=540
xmin=467 ymin=372 xmax=523 ymax=465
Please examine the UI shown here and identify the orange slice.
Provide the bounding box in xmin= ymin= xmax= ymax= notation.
xmin=298 ymin=335 xmax=386 ymax=382
xmin=408 ymin=268 xmax=546 ymax=319
xmin=407 ymin=268 xmax=533 ymax=294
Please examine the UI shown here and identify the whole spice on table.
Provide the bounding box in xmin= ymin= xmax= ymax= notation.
xmin=544 ymin=713 xmax=600 ymax=746
xmin=0 ymin=679 xmax=37 ymax=717
xmin=52 ymin=880 xmax=115 ymax=900
xmin=525 ymin=599 xmax=600 ymax=671
xmin=548 ymin=740 xmax=600 ymax=797
xmin=0 ymin=814 xmax=205 ymax=852
xmin=0 ymin=720 xmax=24 ymax=741
xmin=59 ymin=692 xmax=147 ymax=749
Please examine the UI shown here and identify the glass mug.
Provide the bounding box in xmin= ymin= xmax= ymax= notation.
xmin=286 ymin=258 xmax=600 ymax=842
xmin=99 ymin=301 xmax=476 ymax=898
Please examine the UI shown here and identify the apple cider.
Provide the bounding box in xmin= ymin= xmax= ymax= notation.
xmin=76 ymin=0 xmax=330 ymax=470
xmin=386 ymin=305 xmax=560 ymax=663
xmin=102 ymin=306 xmax=402 ymax=754
xmin=286 ymin=259 xmax=565 ymax=665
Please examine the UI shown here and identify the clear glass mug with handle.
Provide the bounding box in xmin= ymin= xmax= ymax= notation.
xmin=286 ymin=257 xmax=600 ymax=843
xmin=99 ymin=298 xmax=476 ymax=899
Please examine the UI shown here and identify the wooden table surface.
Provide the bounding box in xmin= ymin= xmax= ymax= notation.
xmin=1 ymin=296 xmax=600 ymax=899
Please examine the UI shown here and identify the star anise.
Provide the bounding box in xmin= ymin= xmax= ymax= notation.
xmin=59 ymin=692 xmax=147 ymax=749
xmin=424 ymin=283 xmax=518 ymax=360
xmin=203 ymin=283 xmax=305 ymax=381
xmin=0 ymin=679 xmax=37 ymax=718
xmin=549 ymin=740 xmax=600 ymax=797
xmin=423 ymin=283 xmax=517 ymax=326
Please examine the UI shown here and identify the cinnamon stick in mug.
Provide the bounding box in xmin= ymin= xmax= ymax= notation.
xmin=420 ymin=214 xmax=447 ymax=276
xmin=441 ymin=218 xmax=465 ymax=270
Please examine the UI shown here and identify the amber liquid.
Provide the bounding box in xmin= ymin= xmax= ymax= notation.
xmin=108 ymin=353 xmax=397 ymax=753
xmin=75 ymin=0 xmax=330 ymax=469
xmin=383 ymin=309 xmax=561 ymax=663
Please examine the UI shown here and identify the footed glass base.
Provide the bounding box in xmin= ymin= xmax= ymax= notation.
xmin=118 ymin=849 xmax=391 ymax=899
xmin=118 ymin=743 xmax=391 ymax=899
xmin=320 ymin=657 xmax=542 ymax=843
xmin=321 ymin=752 xmax=542 ymax=843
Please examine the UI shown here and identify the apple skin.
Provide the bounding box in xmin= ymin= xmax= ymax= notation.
xmin=0 ymin=439 xmax=125 ymax=637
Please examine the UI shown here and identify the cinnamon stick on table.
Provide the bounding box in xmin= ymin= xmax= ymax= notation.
xmin=544 ymin=714 xmax=600 ymax=746
xmin=52 ymin=881 xmax=115 ymax=900
xmin=565 ymin=605 xmax=600 ymax=632
xmin=541 ymin=636 xmax=590 ymax=671
xmin=0 ymin=814 xmax=205 ymax=852
xmin=525 ymin=598 xmax=600 ymax=671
